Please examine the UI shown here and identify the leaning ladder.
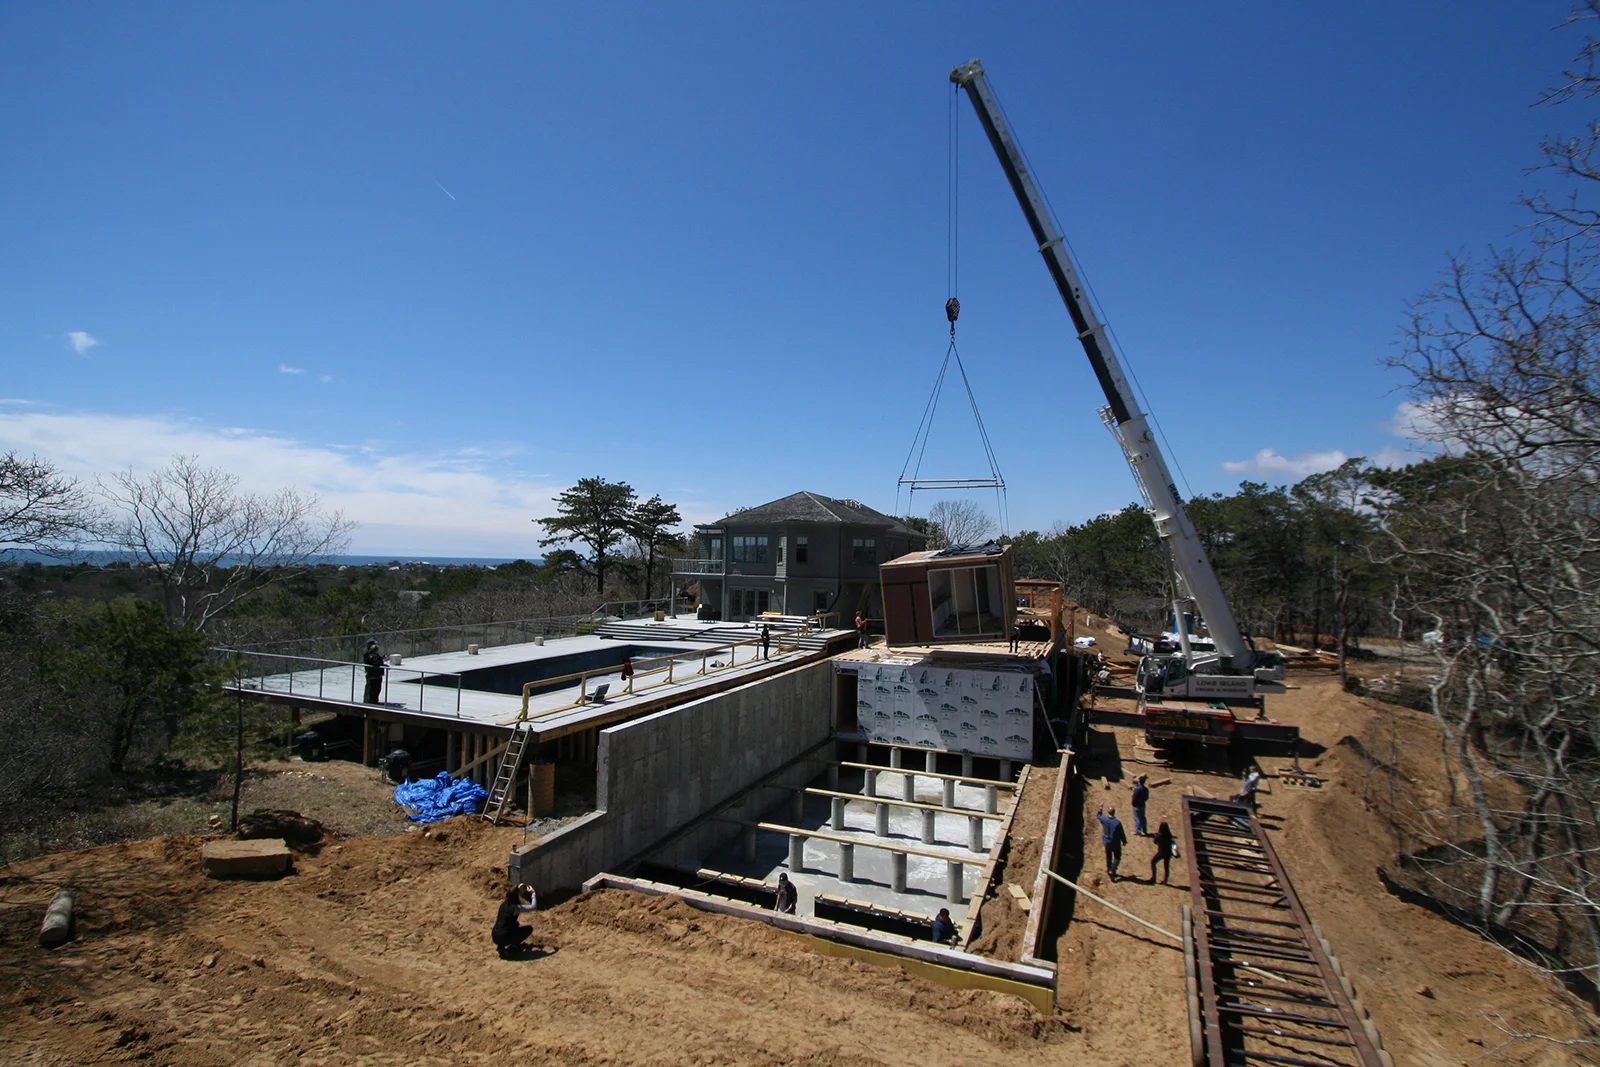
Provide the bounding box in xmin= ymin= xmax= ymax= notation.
xmin=481 ymin=725 xmax=532 ymax=825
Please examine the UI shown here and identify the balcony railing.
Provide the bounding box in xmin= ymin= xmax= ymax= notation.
xmin=672 ymin=558 xmax=725 ymax=575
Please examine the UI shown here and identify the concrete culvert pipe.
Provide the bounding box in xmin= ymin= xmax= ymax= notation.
xmin=38 ymin=890 xmax=73 ymax=948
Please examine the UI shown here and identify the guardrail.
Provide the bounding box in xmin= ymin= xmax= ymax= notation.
xmin=222 ymin=650 xmax=466 ymax=718
xmin=510 ymin=624 xmax=824 ymax=724
xmin=670 ymin=559 xmax=725 ymax=576
xmin=220 ymin=603 xmax=678 ymax=662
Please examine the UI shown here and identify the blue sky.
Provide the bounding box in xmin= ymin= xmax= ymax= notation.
xmin=0 ymin=2 xmax=1583 ymax=555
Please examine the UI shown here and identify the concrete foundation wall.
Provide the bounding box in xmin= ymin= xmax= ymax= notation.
xmin=510 ymin=659 xmax=835 ymax=893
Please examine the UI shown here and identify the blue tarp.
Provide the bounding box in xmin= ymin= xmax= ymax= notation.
xmin=394 ymin=772 xmax=488 ymax=823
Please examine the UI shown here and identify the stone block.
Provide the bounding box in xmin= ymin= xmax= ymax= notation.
xmin=202 ymin=838 xmax=292 ymax=879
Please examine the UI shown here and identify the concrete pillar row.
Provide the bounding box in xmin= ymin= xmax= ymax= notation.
xmin=925 ymin=751 xmax=938 ymax=774
xmin=891 ymin=852 xmax=908 ymax=893
xmin=857 ymin=742 xmax=868 ymax=764
xmin=1000 ymin=759 xmax=1013 ymax=781
xmin=839 ymin=843 xmax=855 ymax=883
xmin=875 ymin=803 xmax=890 ymax=838
xmin=942 ymin=779 xmax=956 ymax=809
xmin=743 ymin=827 xmax=758 ymax=862
xmin=969 ymin=816 xmax=985 ymax=853
xmin=864 ymin=768 xmax=878 ymax=798
xmin=961 ymin=754 xmax=974 ymax=779
xmin=828 ymin=764 xmax=841 ymax=791
xmin=788 ymin=834 xmax=805 ymax=874
xmin=831 ymin=797 xmax=846 ymax=831
xmin=902 ymin=773 xmax=915 ymax=803
xmin=889 ymin=748 xmax=902 ymax=769
xmin=946 ymin=861 xmax=965 ymax=904
xmin=985 ymin=785 xmax=999 ymax=815
xmin=921 ymin=809 xmax=936 ymax=844
xmin=792 ymin=791 xmax=806 ymax=823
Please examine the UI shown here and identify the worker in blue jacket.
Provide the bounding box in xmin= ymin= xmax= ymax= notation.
xmin=1097 ymin=805 xmax=1128 ymax=880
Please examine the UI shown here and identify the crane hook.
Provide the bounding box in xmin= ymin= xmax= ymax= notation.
xmin=945 ymin=297 xmax=960 ymax=338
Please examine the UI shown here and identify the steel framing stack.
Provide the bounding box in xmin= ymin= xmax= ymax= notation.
xmin=1180 ymin=796 xmax=1389 ymax=1067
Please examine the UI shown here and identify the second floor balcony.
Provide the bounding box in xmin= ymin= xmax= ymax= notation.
xmin=672 ymin=558 xmax=725 ymax=576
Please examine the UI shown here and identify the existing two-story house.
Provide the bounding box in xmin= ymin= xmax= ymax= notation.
xmin=673 ymin=491 xmax=927 ymax=622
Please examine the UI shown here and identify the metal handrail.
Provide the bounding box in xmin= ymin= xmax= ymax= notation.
xmin=220 ymin=602 xmax=679 ymax=660
xmin=511 ymin=626 xmax=825 ymax=724
xmin=222 ymin=649 xmax=466 ymax=718
xmin=671 ymin=559 xmax=725 ymax=575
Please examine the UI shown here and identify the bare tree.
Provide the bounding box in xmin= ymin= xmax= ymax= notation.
xmin=0 ymin=450 xmax=97 ymax=554
xmin=1373 ymin=3 xmax=1600 ymax=998
xmin=100 ymin=456 xmax=356 ymax=629
xmin=926 ymin=499 xmax=996 ymax=548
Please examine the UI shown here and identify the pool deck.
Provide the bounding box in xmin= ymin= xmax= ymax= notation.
xmin=226 ymin=619 xmax=852 ymax=741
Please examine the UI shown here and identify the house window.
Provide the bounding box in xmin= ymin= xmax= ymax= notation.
xmin=732 ymin=535 xmax=769 ymax=563
xmin=778 ymin=537 xmax=786 ymax=565
xmin=813 ymin=590 xmax=829 ymax=614
xmin=796 ymin=536 xmax=808 ymax=564
xmin=851 ymin=537 xmax=877 ymax=566
xmin=707 ymin=537 xmax=723 ymax=561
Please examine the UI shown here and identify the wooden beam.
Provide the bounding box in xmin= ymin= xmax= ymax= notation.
xmin=803 ymin=787 xmax=1003 ymax=820
xmin=453 ymin=737 xmax=508 ymax=779
xmin=836 ymin=761 xmax=1018 ymax=789
xmin=753 ymin=821 xmax=989 ymax=866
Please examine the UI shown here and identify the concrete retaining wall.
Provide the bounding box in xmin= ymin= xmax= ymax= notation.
xmin=510 ymin=659 xmax=834 ymax=893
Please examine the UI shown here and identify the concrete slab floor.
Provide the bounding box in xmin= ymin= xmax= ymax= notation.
xmin=695 ymin=764 xmax=1014 ymax=924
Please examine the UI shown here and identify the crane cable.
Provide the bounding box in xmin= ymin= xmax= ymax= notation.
xmin=894 ymin=86 xmax=1010 ymax=537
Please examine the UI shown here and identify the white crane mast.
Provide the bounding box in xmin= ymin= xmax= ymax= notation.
xmin=950 ymin=58 xmax=1274 ymax=678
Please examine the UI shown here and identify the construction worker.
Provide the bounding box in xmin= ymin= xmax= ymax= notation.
xmin=760 ymin=624 xmax=771 ymax=660
xmin=930 ymin=908 xmax=957 ymax=944
xmin=774 ymin=872 xmax=797 ymax=914
xmin=855 ymin=611 xmax=868 ymax=649
xmin=362 ymin=640 xmax=384 ymax=704
xmin=492 ymin=883 xmax=538 ymax=958
xmin=1131 ymin=775 xmax=1150 ymax=836
xmin=1097 ymin=805 xmax=1127 ymax=881
xmin=1233 ymin=768 xmax=1262 ymax=809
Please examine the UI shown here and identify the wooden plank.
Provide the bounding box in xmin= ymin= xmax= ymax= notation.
xmin=804 ymin=787 xmax=1004 ymax=820
xmin=753 ymin=822 xmax=989 ymax=865
xmin=836 ymin=761 xmax=1018 ymax=789
xmin=960 ymin=762 xmax=1032 ymax=951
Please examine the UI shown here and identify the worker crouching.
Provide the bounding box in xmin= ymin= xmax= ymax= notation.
xmin=493 ymin=883 xmax=538 ymax=958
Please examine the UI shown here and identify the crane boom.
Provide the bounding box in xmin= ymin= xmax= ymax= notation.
xmin=950 ymin=58 xmax=1267 ymax=675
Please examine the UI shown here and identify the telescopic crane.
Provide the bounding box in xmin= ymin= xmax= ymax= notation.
xmin=949 ymin=59 xmax=1285 ymax=715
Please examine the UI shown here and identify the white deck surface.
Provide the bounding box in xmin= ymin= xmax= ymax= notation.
xmin=229 ymin=619 xmax=847 ymax=738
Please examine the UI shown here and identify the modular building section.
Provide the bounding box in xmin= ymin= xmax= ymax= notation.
xmin=880 ymin=544 xmax=1016 ymax=647
xmin=854 ymin=661 xmax=1034 ymax=762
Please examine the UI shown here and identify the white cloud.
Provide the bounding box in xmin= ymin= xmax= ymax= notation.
xmin=1221 ymin=448 xmax=1349 ymax=480
xmin=0 ymin=407 xmax=573 ymax=557
xmin=279 ymin=364 xmax=306 ymax=375
xmin=66 ymin=331 xmax=99 ymax=356
xmin=318 ymin=374 xmax=333 ymax=384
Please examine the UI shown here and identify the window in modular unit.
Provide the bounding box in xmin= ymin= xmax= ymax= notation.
xmin=795 ymin=536 xmax=808 ymax=564
xmin=928 ymin=563 xmax=1003 ymax=638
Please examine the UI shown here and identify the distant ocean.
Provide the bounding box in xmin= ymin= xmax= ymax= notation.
xmin=3 ymin=549 xmax=536 ymax=568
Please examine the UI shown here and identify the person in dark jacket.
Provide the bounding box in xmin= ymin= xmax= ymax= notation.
xmin=1131 ymin=775 xmax=1150 ymax=836
xmin=774 ymin=872 xmax=797 ymax=914
xmin=1097 ymin=805 xmax=1128 ymax=880
xmin=492 ymin=883 xmax=537 ymax=957
xmin=930 ymin=907 xmax=957 ymax=944
xmin=1150 ymin=822 xmax=1176 ymax=884
xmin=362 ymin=639 xmax=385 ymax=704
xmin=760 ymin=624 xmax=772 ymax=660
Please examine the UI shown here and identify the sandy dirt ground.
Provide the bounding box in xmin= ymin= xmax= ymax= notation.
xmin=3 ymin=670 xmax=1598 ymax=1066
xmin=1055 ymin=673 xmax=1598 ymax=1066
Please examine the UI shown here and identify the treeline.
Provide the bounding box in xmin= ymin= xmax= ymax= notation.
xmin=1007 ymin=457 xmax=1388 ymax=650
